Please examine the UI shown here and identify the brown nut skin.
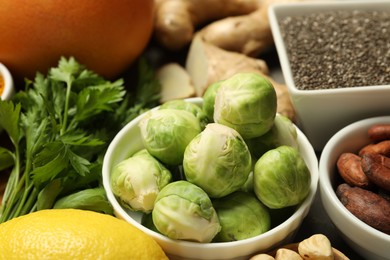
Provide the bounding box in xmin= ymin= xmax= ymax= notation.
xmin=336 ymin=183 xmax=390 ymax=235
xmin=361 ymin=153 xmax=390 ymax=192
xmin=368 ymin=124 xmax=390 ymax=142
xmin=379 ymin=189 xmax=390 ymax=202
xmin=337 ymin=153 xmax=371 ymax=188
xmin=359 ymin=140 xmax=390 ymax=157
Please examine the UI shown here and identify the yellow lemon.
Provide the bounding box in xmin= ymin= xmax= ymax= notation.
xmin=0 ymin=209 xmax=168 ymax=260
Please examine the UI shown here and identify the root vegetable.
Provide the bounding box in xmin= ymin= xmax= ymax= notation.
xmin=186 ymin=34 xmax=269 ymax=95
xmin=153 ymin=0 xmax=262 ymax=51
xmin=185 ymin=34 xmax=296 ymax=121
xmin=198 ymin=0 xmax=301 ymax=57
xmin=197 ymin=8 xmax=272 ymax=57
xmin=336 ymin=183 xmax=390 ymax=234
xmin=156 ymin=63 xmax=195 ymax=103
xmin=336 ymin=153 xmax=372 ymax=188
xmin=266 ymin=77 xmax=296 ymax=122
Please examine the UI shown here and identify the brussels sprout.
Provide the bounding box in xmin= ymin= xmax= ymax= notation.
xmin=160 ymin=99 xmax=209 ymax=129
xmin=240 ymin=171 xmax=254 ymax=193
xmin=212 ymin=191 xmax=270 ymax=242
xmin=139 ymin=109 xmax=202 ymax=165
xmin=152 ymin=180 xmax=221 ymax=243
xmin=183 ymin=123 xmax=252 ymax=198
xmin=246 ymin=114 xmax=299 ymax=160
xmin=110 ymin=149 xmax=172 ymax=213
xmin=253 ymin=146 xmax=311 ymax=209
xmin=213 ymin=73 xmax=277 ymax=139
xmin=202 ymin=81 xmax=222 ymax=122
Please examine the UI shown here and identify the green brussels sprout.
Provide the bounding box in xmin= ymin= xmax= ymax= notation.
xmin=152 ymin=180 xmax=221 ymax=243
xmin=160 ymin=99 xmax=209 ymax=129
xmin=202 ymin=81 xmax=222 ymax=122
xmin=240 ymin=171 xmax=254 ymax=193
xmin=212 ymin=191 xmax=270 ymax=242
xmin=183 ymin=123 xmax=252 ymax=198
xmin=110 ymin=149 xmax=172 ymax=213
xmin=253 ymin=146 xmax=311 ymax=209
xmin=139 ymin=109 xmax=202 ymax=165
xmin=246 ymin=114 xmax=299 ymax=160
xmin=213 ymin=73 xmax=277 ymax=139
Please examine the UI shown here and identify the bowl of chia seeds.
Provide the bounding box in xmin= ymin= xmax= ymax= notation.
xmin=268 ymin=0 xmax=390 ymax=151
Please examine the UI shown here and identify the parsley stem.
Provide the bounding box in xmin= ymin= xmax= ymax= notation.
xmin=0 ymin=145 xmax=22 ymax=223
xmin=12 ymin=177 xmax=34 ymax=219
xmin=61 ymin=79 xmax=72 ymax=135
xmin=19 ymin=184 xmax=38 ymax=217
xmin=0 ymin=176 xmax=24 ymax=223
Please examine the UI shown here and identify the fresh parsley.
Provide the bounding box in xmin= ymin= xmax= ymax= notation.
xmin=0 ymin=56 xmax=160 ymax=222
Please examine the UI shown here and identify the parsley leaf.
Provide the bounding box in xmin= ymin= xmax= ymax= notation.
xmin=0 ymin=101 xmax=21 ymax=146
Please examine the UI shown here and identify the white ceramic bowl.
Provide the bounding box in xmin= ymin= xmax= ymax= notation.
xmin=268 ymin=0 xmax=390 ymax=151
xmin=103 ymin=97 xmax=319 ymax=260
xmin=319 ymin=116 xmax=390 ymax=260
xmin=0 ymin=62 xmax=14 ymax=101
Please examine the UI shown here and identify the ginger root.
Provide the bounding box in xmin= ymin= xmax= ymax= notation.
xmin=185 ymin=34 xmax=295 ymax=121
xmin=154 ymin=0 xmax=262 ymax=51
xmin=185 ymin=34 xmax=269 ymax=96
xmin=192 ymin=0 xmax=302 ymax=57
xmin=156 ymin=62 xmax=195 ymax=103
xmin=197 ymin=7 xmax=271 ymax=57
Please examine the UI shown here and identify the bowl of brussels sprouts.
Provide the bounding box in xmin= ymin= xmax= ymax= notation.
xmin=102 ymin=73 xmax=319 ymax=259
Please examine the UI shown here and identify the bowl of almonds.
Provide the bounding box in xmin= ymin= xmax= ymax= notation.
xmin=319 ymin=116 xmax=390 ymax=260
xmin=269 ymin=0 xmax=390 ymax=151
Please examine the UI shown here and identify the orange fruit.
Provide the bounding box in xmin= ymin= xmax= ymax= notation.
xmin=0 ymin=209 xmax=168 ymax=259
xmin=0 ymin=0 xmax=154 ymax=85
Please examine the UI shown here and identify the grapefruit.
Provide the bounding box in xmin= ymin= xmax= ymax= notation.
xmin=0 ymin=0 xmax=154 ymax=85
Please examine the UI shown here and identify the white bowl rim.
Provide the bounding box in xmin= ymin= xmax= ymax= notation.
xmin=268 ymin=0 xmax=390 ymax=95
xmin=0 ymin=62 xmax=14 ymax=100
xmin=319 ymin=115 xmax=390 ymax=241
xmin=102 ymin=97 xmax=319 ymax=253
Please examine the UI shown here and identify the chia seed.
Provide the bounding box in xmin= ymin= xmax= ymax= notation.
xmin=279 ymin=10 xmax=390 ymax=90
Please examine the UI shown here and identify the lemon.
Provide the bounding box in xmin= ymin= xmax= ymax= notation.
xmin=0 ymin=209 xmax=168 ymax=260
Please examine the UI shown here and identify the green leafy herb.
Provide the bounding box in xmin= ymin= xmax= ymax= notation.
xmin=53 ymin=187 xmax=114 ymax=215
xmin=0 ymin=56 xmax=160 ymax=222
